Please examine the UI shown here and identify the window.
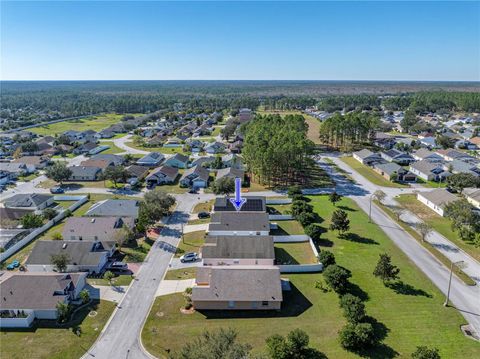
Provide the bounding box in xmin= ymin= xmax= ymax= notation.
xmin=262 ymin=301 xmax=269 ymax=306
xmin=228 ymin=301 xmax=235 ymax=308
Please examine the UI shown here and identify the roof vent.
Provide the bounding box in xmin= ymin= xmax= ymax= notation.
xmin=62 ymin=243 xmax=67 ymax=249
xmin=91 ymin=218 xmax=95 ymax=223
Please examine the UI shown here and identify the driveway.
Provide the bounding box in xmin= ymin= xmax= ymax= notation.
xmin=168 ymin=258 xmax=203 ymax=270
xmin=155 ymin=279 xmax=195 ymax=297
xmin=87 ymin=284 xmax=128 ymax=303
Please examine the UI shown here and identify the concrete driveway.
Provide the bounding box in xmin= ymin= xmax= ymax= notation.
xmin=156 ymin=279 xmax=195 ymax=297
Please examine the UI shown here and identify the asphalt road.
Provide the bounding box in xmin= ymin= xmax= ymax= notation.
xmin=82 ymin=192 xmax=214 ymax=359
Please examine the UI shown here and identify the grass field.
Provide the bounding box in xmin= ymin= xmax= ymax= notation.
xmin=125 ymin=141 xmax=190 ymax=155
xmin=164 ymin=267 xmax=196 ymax=280
xmin=175 ymin=230 xmax=205 ymax=257
xmin=192 ymin=200 xmax=214 ymax=213
xmin=87 ymin=274 xmax=133 ymax=286
xmin=395 ymin=194 xmax=480 ymax=261
xmin=30 ymin=113 xmax=142 ymax=136
xmin=341 ymin=156 xmax=409 ymax=188
xmin=142 ymin=195 xmax=480 ymax=359
xmin=0 ymin=300 xmax=116 ymax=359
xmin=267 ymin=203 xmax=291 ymax=214
xmin=274 ymin=242 xmax=317 ymax=264
xmin=270 ymin=220 xmax=305 ymax=235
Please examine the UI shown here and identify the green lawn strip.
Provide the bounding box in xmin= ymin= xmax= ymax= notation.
xmin=396 ymin=194 xmax=480 ymax=261
xmin=341 ymin=156 xmax=409 ymax=188
xmin=125 ymin=141 xmax=191 ymax=155
xmin=274 ymin=242 xmax=316 ymax=264
xmin=175 ymin=231 xmax=205 ymax=257
xmin=100 ymin=143 xmax=125 ymax=154
xmin=270 ymin=220 xmax=304 ymax=235
xmin=120 ymin=237 xmax=154 ymax=263
xmin=416 ymin=178 xmax=448 ymax=188
xmin=374 ymin=200 xmax=475 ymax=286
xmin=267 ymin=204 xmax=291 ymax=214
xmin=17 ymin=173 xmax=38 ymax=181
xmin=192 ymin=199 xmax=214 ymax=213
xmin=30 ymin=113 xmax=142 ymax=136
xmin=187 ymin=218 xmax=210 ymax=225
xmin=87 ymin=275 xmax=133 ymax=286
xmin=164 ymin=267 xmax=196 ymax=280
xmin=211 ymin=127 xmax=222 ymax=136
xmin=0 ymin=300 xmax=116 ymax=359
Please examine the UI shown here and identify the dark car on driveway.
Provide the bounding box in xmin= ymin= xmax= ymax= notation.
xmin=198 ymin=211 xmax=210 ymax=219
xmin=50 ymin=186 xmax=64 ymax=194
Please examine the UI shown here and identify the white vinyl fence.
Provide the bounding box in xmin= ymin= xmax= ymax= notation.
xmin=0 ymin=195 xmax=88 ymax=262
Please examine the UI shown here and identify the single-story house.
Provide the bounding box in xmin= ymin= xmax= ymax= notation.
xmin=409 ymin=160 xmax=450 ymax=182
xmin=208 ymin=212 xmax=270 ymax=236
xmin=412 ymin=148 xmax=443 ymax=162
xmin=435 ymin=149 xmax=474 ymax=163
xmin=205 ymin=141 xmax=226 ymax=154
xmin=373 ymin=162 xmax=417 ymax=182
xmin=67 ymin=166 xmax=102 ymax=181
xmin=192 ymin=265 xmax=282 ymax=310
xmin=85 ymin=199 xmax=140 ymax=219
xmin=202 ymin=235 xmax=275 ymax=266
xmin=213 ymin=196 xmax=266 ymax=212
xmin=419 ymin=136 xmax=437 ymax=149
xmin=215 ymin=167 xmax=245 ymax=182
xmin=463 ymin=188 xmax=480 ymax=209
xmin=136 ymin=152 xmax=165 ymax=167
xmin=0 ymin=162 xmax=35 ymax=176
xmin=26 ymin=240 xmax=116 ymax=274
xmin=3 ymin=193 xmax=54 ymax=212
xmin=79 ymin=159 xmax=114 ymax=171
xmin=164 ymin=153 xmax=189 ymax=169
xmin=352 ymin=149 xmax=382 ymax=165
xmin=0 ymin=272 xmax=87 ymax=328
xmin=221 ymin=154 xmax=243 ymax=169
xmin=146 ymin=165 xmax=179 ymax=186
xmin=90 ymin=154 xmax=124 ymax=166
xmin=125 ymin=165 xmax=149 ymax=182
xmin=0 ymin=207 xmax=32 ymax=228
xmin=12 ymin=156 xmax=50 ymax=169
xmin=180 ymin=165 xmax=209 ymax=188
xmin=62 ymin=216 xmax=134 ymax=241
xmin=417 ymin=189 xmax=459 ymax=217
xmin=380 ymin=149 xmax=415 ymax=165
xmin=190 ymin=156 xmax=215 ymax=168
xmin=446 ymin=160 xmax=480 ymax=177
xmin=73 ymin=142 xmax=99 ymax=155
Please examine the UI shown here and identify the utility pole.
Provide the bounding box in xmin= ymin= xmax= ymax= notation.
xmin=181 ymin=223 xmax=184 ymax=244
xmin=444 ymin=260 xmax=464 ymax=307
xmin=369 ymin=194 xmax=374 ymax=223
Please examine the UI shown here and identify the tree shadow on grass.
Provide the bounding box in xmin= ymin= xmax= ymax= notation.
xmin=200 ymin=282 xmax=312 ymax=319
xmin=316 ymin=237 xmax=334 ymax=248
xmin=386 ymin=281 xmax=432 ymax=298
xmin=274 ymin=247 xmax=299 ymax=265
xmin=336 ymin=205 xmax=357 ymax=212
xmin=346 ymin=282 xmax=370 ymax=302
xmin=356 ymin=316 xmax=399 ymax=359
xmin=343 ymin=233 xmax=379 ymax=245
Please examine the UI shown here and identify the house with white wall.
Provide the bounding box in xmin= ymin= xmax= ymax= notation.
xmin=417 ymin=189 xmax=458 ymax=217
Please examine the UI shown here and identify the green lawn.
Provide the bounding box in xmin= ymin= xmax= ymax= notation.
xmin=164 ymin=267 xmax=197 ymax=280
xmin=142 ymin=195 xmax=480 ymax=359
xmin=87 ymin=275 xmax=133 ymax=286
xmin=267 ymin=203 xmax=291 ymax=214
xmin=30 ymin=113 xmax=142 ymax=136
xmin=0 ymin=300 xmax=116 ymax=359
xmin=274 ymin=242 xmax=317 ymax=264
xmin=192 ymin=200 xmax=214 ymax=213
xmin=120 ymin=237 xmax=154 ymax=263
xmin=175 ymin=231 xmax=205 ymax=257
xmin=395 ymin=194 xmax=480 ymax=261
xmin=416 ymin=178 xmax=448 ymax=188
xmin=17 ymin=173 xmax=39 ymax=182
xmin=270 ymin=220 xmax=305 ymax=235
xmin=187 ymin=218 xmax=210 ymax=225
xmin=341 ymin=156 xmax=409 ymax=188
xmin=211 ymin=126 xmax=222 ymax=136
xmin=100 ymin=143 xmax=125 ymax=154
xmin=125 ymin=141 xmax=190 ymax=155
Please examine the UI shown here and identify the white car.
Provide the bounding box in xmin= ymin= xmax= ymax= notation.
xmin=180 ymin=252 xmax=198 ymax=263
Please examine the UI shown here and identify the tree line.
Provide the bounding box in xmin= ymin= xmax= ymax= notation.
xmin=242 ymin=114 xmax=315 ymax=187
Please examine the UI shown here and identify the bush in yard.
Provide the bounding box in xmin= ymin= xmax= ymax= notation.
xmin=265 ymin=328 xmax=323 ymax=359
xmin=304 ymin=224 xmax=322 ymax=242
xmin=323 ymin=264 xmax=351 ymax=293
xmin=329 ymin=209 xmax=350 ymax=237
xmin=339 ymin=293 xmax=366 ymax=323
xmin=328 ymin=191 xmax=342 ymax=206
xmin=288 ymin=186 xmax=302 ymax=197
xmin=339 ymin=322 xmax=376 ymax=351
xmin=292 ymin=194 xmax=309 ymax=202
xmin=20 ymin=213 xmax=44 ymax=228
xmin=411 ymin=346 xmax=441 ymax=359
xmin=79 ymin=289 xmax=90 ymax=304
xmin=103 ymin=270 xmax=116 ymax=285
xmin=42 ymin=207 xmax=58 ymax=220
xmin=318 ymin=250 xmax=336 ymax=268
xmin=297 ymin=212 xmax=317 ymax=227
xmin=52 ymin=232 xmax=63 ymax=240
xmin=291 ymin=200 xmax=313 ymax=217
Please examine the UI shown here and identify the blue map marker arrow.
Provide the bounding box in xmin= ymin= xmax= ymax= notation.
xmin=229 ymin=177 xmax=247 ymax=211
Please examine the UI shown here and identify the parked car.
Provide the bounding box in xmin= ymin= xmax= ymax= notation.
xmin=180 ymin=252 xmax=198 ymax=263
xmin=6 ymin=260 xmax=20 ymax=270
xmin=198 ymin=211 xmax=210 ymax=219
xmin=188 ymin=188 xmax=197 ymax=194
xmin=107 ymin=261 xmax=128 ymax=271
xmin=50 ymin=186 xmax=64 ymax=194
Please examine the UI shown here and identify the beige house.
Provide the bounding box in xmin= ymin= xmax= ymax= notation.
xmin=417 ymin=189 xmax=458 ymax=217
xmin=202 ymin=235 xmax=275 ymax=266
xmin=208 ymin=212 xmax=270 ymax=236
xmin=462 ymin=188 xmax=480 ymax=209
xmin=192 ymin=265 xmax=282 ymax=310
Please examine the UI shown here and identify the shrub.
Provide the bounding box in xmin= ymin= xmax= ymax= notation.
xmin=323 ymin=264 xmax=351 ymax=293
xmin=52 ymin=232 xmax=63 ymax=241
xmin=339 ymin=322 xmax=376 ymax=350
xmin=297 ymin=212 xmax=317 ymax=227
xmin=318 ymin=250 xmax=336 ymax=268
xmin=42 ymin=208 xmax=58 ymax=220
xmin=339 ymin=293 xmax=366 ymax=323
xmin=287 ymin=186 xmax=302 ymax=197
xmin=291 ymin=200 xmax=313 ymax=217
xmin=304 ymin=224 xmax=322 ymax=242
xmin=411 ymin=346 xmax=441 ymax=359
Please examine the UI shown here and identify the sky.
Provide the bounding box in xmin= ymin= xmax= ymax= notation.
xmin=1 ymin=1 xmax=479 ymax=81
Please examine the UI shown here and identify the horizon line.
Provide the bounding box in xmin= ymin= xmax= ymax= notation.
xmin=1 ymin=79 xmax=480 ymax=83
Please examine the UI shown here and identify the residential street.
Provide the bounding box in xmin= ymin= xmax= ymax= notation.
xmin=81 ymin=192 xmax=214 ymax=359
xmin=319 ymin=155 xmax=480 ymax=335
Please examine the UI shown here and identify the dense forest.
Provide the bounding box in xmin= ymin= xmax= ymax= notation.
xmin=1 ymin=81 xmax=479 ymax=130
xmin=242 ymin=114 xmax=315 ymax=186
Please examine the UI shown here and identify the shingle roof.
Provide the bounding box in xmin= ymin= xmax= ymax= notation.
xmin=202 ymin=235 xmax=275 ymax=259
xmin=418 ymin=189 xmax=458 ymax=208
xmin=68 ymin=166 xmax=102 ymax=178
xmin=209 ymin=212 xmax=269 ymax=232
xmin=192 ymin=265 xmax=282 ymax=302
xmin=26 ymin=240 xmax=114 ymax=266
xmin=463 ymin=187 xmax=480 ymax=202
xmin=181 ymin=165 xmax=209 ymax=182
xmin=410 ymin=160 xmax=445 ymax=175
xmin=0 ymin=272 xmax=85 ymax=310
xmin=215 ymin=167 xmax=244 ymax=180
xmin=85 ymin=199 xmax=139 ymax=219
xmin=169 ymin=153 xmax=189 ymax=163
xmin=147 ymin=165 xmax=179 ymax=180
xmin=3 ymin=193 xmax=53 ymax=208
xmin=62 ymin=217 xmax=133 ymax=239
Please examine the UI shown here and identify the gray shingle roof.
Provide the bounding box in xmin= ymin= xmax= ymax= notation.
xmin=192 ymin=265 xmax=282 ymax=302
xmin=26 ymin=240 xmax=114 ymax=266
xmin=215 ymin=167 xmax=244 ymax=181
xmin=62 ymin=217 xmax=134 ymax=239
xmin=3 ymin=193 xmax=53 ymax=208
xmin=418 ymin=189 xmax=458 ymax=208
xmin=85 ymin=199 xmax=139 ymax=219
xmin=202 ymin=235 xmax=275 ymax=260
